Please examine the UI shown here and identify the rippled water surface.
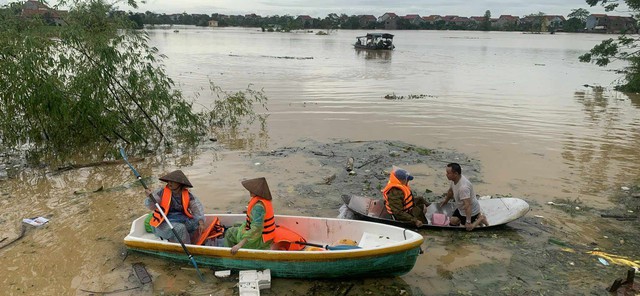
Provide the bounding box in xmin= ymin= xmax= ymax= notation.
xmin=149 ymin=26 xmax=640 ymax=204
xmin=2 ymin=26 xmax=640 ymax=295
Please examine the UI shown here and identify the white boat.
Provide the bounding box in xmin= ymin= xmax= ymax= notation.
xmin=124 ymin=214 xmax=424 ymax=278
xmin=342 ymin=195 xmax=530 ymax=229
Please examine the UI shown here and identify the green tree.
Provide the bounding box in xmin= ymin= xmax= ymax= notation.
xmin=580 ymin=0 xmax=640 ymax=92
xmin=568 ymin=8 xmax=590 ymax=20
xmin=527 ymin=12 xmax=547 ymax=32
xmin=564 ymin=8 xmax=590 ymax=32
xmin=482 ymin=10 xmax=492 ymax=31
xmin=0 ymin=0 xmax=266 ymax=162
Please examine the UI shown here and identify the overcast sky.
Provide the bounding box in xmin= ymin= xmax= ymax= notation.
xmin=131 ymin=0 xmax=632 ymax=17
xmin=2 ymin=0 xmax=633 ymax=17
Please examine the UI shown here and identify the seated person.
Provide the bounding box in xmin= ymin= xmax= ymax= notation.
xmin=144 ymin=170 xmax=205 ymax=244
xmin=439 ymin=163 xmax=489 ymax=231
xmin=382 ymin=167 xmax=430 ymax=227
xmin=225 ymin=177 xmax=276 ymax=254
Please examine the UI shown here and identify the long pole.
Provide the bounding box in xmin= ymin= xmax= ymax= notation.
xmin=119 ymin=147 xmax=205 ymax=282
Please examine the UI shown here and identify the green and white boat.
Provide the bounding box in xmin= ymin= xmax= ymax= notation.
xmin=124 ymin=214 xmax=424 ymax=278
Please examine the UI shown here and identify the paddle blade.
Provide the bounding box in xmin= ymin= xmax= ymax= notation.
xmin=189 ymin=257 xmax=205 ymax=282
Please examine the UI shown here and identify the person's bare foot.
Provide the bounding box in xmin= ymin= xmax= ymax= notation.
xmin=475 ymin=214 xmax=489 ymax=227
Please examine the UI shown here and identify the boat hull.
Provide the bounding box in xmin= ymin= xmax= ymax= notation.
xmin=124 ymin=214 xmax=423 ymax=278
xmin=354 ymin=44 xmax=394 ymax=51
xmin=342 ymin=195 xmax=530 ymax=229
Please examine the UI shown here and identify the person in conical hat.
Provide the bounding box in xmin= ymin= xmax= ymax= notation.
xmin=143 ymin=170 xmax=205 ymax=244
xmin=225 ymin=177 xmax=276 ymax=254
xmin=158 ymin=170 xmax=193 ymax=188
xmin=241 ymin=177 xmax=272 ymax=200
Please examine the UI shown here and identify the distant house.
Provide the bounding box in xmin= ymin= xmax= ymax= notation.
xmin=212 ymin=13 xmax=229 ymax=20
xmin=544 ymin=15 xmax=566 ymax=29
xmin=208 ymin=20 xmax=218 ymax=27
xmin=296 ymin=15 xmax=315 ymax=27
xmin=358 ymin=15 xmax=377 ymax=27
xmin=496 ymin=15 xmax=519 ymax=28
xmin=449 ymin=16 xmax=472 ymax=27
xmin=441 ymin=15 xmax=458 ymax=22
xmin=586 ymin=14 xmax=637 ymax=33
xmin=21 ymin=0 xmax=65 ymax=25
xmin=421 ymin=15 xmax=442 ymax=25
xmin=403 ymin=14 xmax=424 ymax=25
xmin=469 ymin=16 xmax=486 ymax=23
xmin=378 ymin=12 xmax=398 ymax=29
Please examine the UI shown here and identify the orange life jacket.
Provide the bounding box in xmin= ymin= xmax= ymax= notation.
xmin=149 ymin=186 xmax=193 ymax=227
xmin=245 ymin=196 xmax=276 ymax=242
xmin=381 ymin=170 xmax=415 ymax=215
xmin=272 ymin=225 xmax=307 ymax=251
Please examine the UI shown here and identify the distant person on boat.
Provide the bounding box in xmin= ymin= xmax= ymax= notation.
xmin=439 ymin=163 xmax=489 ymax=231
xmin=144 ymin=170 xmax=205 ymax=244
xmin=382 ymin=167 xmax=430 ymax=227
xmin=225 ymin=177 xmax=277 ymax=254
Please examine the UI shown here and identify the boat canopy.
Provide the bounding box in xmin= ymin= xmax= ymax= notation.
xmin=356 ymin=33 xmax=394 ymax=39
xmin=354 ymin=32 xmax=395 ymax=50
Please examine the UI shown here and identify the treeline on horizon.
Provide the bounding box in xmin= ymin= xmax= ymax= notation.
xmin=127 ymin=10 xmax=590 ymax=33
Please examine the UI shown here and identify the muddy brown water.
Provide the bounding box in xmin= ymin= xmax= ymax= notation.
xmin=1 ymin=27 xmax=640 ymax=295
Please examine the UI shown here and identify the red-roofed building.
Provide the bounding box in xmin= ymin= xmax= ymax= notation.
xmin=403 ymin=14 xmax=424 ymax=25
xmin=378 ymin=12 xmax=399 ymax=29
xmin=586 ymin=14 xmax=637 ymax=33
xmin=358 ymin=15 xmax=377 ymax=27
xmin=296 ymin=15 xmax=315 ymax=27
xmin=449 ymin=16 xmax=471 ymax=27
xmin=21 ymin=0 xmax=65 ymax=25
xmin=421 ymin=15 xmax=442 ymax=25
xmin=496 ymin=15 xmax=519 ymax=27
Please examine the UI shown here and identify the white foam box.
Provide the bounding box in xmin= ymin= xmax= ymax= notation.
xmin=239 ymin=270 xmax=271 ymax=290
xmin=238 ymin=280 xmax=260 ymax=296
xmin=214 ymin=270 xmax=231 ymax=278
xmin=358 ymin=232 xmax=398 ymax=248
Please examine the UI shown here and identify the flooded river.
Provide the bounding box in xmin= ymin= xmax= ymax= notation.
xmin=1 ymin=27 xmax=639 ymax=295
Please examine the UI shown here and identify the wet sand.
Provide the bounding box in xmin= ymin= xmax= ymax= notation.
xmin=1 ymin=139 xmax=638 ymax=295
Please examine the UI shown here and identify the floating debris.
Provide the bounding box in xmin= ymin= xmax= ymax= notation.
xmin=132 ymin=262 xmax=152 ymax=284
xmin=384 ymin=93 xmax=436 ymax=100
xmin=22 ymin=216 xmax=49 ymax=227
xmin=598 ymin=257 xmax=610 ymax=266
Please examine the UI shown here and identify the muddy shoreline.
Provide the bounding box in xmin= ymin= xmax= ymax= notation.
xmin=1 ymin=139 xmax=638 ymax=296
xmin=181 ymin=139 xmax=640 ymax=295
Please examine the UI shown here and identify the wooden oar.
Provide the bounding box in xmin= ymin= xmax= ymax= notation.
xmin=295 ymin=241 xmax=361 ymax=251
xmin=119 ymin=147 xmax=205 ymax=282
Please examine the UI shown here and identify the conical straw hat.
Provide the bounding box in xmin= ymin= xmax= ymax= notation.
xmin=241 ymin=177 xmax=272 ymax=200
xmin=159 ymin=170 xmax=193 ymax=188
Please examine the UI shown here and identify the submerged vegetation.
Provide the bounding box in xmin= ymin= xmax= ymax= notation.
xmin=0 ymin=0 xmax=266 ymax=164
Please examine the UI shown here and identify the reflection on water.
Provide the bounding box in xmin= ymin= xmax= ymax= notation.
xmin=4 ymin=26 xmax=640 ymax=295
xmin=564 ymin=89 xmax=640 ymax=197
xmin=354 ymin=48 xmax=393 ymax=60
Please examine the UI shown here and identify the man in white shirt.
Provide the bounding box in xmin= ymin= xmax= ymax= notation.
xmin=439 ymin=163 xmax=488 ymax=231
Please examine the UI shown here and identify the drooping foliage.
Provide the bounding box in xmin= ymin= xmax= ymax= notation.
xmin=0 ymin=0 xmax=267 ymax=163
xmin=580 ymin=0 xmax=640 ymax=92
